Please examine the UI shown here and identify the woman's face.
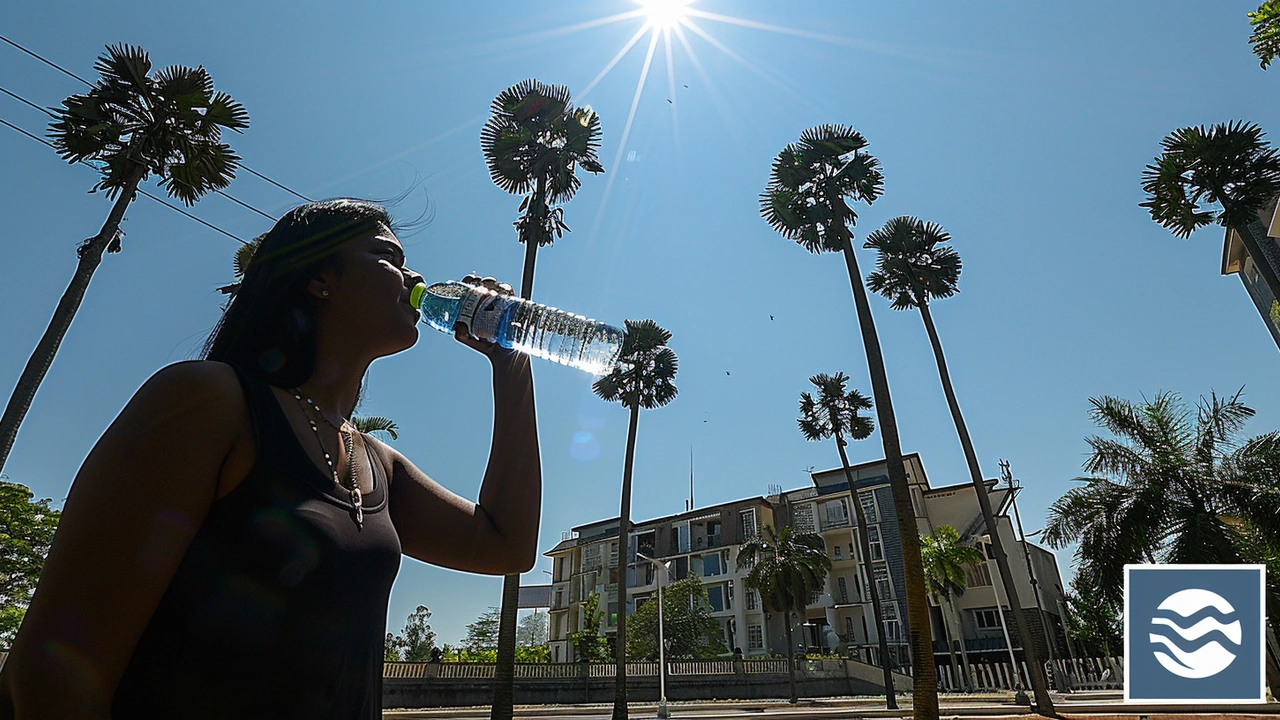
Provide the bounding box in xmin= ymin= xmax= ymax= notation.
xmin=320 ymin=223 xmax=424 ymax=358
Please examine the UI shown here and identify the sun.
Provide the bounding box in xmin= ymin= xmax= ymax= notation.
xmin=636 ymin=0 xmax=693 ymax=30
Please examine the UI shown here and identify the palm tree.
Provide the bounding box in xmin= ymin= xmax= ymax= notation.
xmin=919 ymin=525 xmax=985 ymax=692
xmin=1140 ymin=121 xmax=1280 ymax=311
xmin=737 ymin=524 xmax=832 ymax=704
xmin=0 ymin=44 xmax=248 ymax=474
xmin=865 ymin=216 xmax=1054 ymax=708
xmin=797 ymin=371 xmax=897 ymax=707
xmin=1042 ymin=390 xmax=1277 ymax=605
xmin=592 ymin=319 xmax=677 ymax=720
xmin=760 ymin=124 xmax=938 ymax=718
xmin=352 ymin=416 xmax=398 ymax=442
xmin=1250 ymin=1 xmax=1280 ymax=69
xmin=480 ymin=78 xmax=603 ymax=720
xmin=480 ymin=78 xmax=604 ymax=299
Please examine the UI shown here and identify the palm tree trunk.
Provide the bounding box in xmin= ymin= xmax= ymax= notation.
xmin=518 ymin=175 xmax=549 ymax=300
xmin=784 ymin=615 xmax=798 ymax=704
xmin=917 ymin=302 xmax=1053 ymax=713
xmin=0 ymin=171 xmax=143 ymax=475
xmin=837 ymin=233 xmax=938 ymax=720
xmin=834 ymin=437 xmax=898 ymax=708
xmin=1233 ymin=218 xmax=1280 ymax=309
xmin=936 ymin=599 xmax=962 ymax=692
xmin=611 ymin=405 xmax=640 ymax=720
xmin=492 ymin=185 xmax=550 ymax=720
xmin=950 ymin=600 xmax=975 ymax=690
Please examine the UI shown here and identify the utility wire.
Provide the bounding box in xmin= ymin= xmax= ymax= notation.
xmin=0 ymin=115 xmax=247 ymax=244
xmin=0 ymin=83 xmax=277 ymax=223
xmin=0 ymin=33 xmax=314 ymax=204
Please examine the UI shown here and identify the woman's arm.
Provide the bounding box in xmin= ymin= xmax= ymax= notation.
xmin=383 ymin=350 xmax=541 ymax=575
xmin=0 ymin=361 xmax=247 ymax=718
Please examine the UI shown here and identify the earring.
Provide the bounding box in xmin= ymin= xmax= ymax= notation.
xmin=322 ymin=290 xmax=330 ymax=298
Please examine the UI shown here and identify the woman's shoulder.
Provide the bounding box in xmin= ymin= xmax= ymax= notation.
xmin=131 ymin=361 xmax=250 ymax=433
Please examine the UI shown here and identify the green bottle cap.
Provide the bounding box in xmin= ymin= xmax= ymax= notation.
xmin=409 ymin=283 xmax=426 ymax=309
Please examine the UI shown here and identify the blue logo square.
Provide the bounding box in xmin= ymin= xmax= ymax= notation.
xmin=1125 ymin=564 xmax=1266 ymax=703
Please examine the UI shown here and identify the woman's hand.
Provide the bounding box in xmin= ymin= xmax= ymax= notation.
xmin=451 ymin=274 xmax=520 ymax=365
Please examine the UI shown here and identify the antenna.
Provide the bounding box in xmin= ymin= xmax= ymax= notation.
xmin=689 ymin=446 xmax=695 ymax=511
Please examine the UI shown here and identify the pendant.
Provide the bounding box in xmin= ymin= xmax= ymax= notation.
xmin=350 ymin=486 xmax=364 ymax=530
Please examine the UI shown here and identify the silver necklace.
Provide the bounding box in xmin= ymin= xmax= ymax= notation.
xmin=293 ymin=389 xmax=363 ymax=530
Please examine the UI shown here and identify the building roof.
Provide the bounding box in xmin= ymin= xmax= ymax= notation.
xmin=1221 ymin=197 xmax=1280 ymax=276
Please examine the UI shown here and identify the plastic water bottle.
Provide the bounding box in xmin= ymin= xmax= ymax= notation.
xmin=409 ymin=280 xmax=625 ymax=375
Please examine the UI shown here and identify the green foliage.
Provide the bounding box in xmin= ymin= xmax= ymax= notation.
xmin=1063 ymin=577 xmax=1121 ymax=657
xmin=0 ymin=481 xmax=61 ymax=647
xmin=464 ymin=606 xmax=501 ymax=653
xmin=1140 ymin=122 xmax=1280 ymax=238
xmin=352 ymin=415 xmax=399 ymax=442
xmin=1250 ymin=1 xmax=1280 ymax=69
xmin=1043 ymin=389 xmax=1280 ymax=610
xmin=736 ymin=524 xmax=831 ymax=619
xmin=919 ymin=525 xmax=985 ymax=604
xmin=568 ymin=590 xmax=610 ymax=662
xmin=798 ymin=372 xmax=873 ymax=444
xmin=516 ymin=611 xmax=549 ymax=647
xmin=386 ymin=605 xmax=438 ymax=662
xmin=592 ymin=319 xmax=678 ymax=411
xmin=49 ymin=44 xmax=247 ymax=214
xmin=760 ymin=124 xmax=884 ymax=253
xmin=1271 ymin=299 xmax=1280 ymax=329
xmin=480 ymin=79 xmax=604 ymax=248
xmin=625 ymin=577 xmax=729 ymax=661
xmin=864 ymin=216 xmax=962 ymax=311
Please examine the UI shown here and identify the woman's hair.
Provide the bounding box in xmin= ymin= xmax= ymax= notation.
xmin=201 ymin=199 xmax=392 ymax=390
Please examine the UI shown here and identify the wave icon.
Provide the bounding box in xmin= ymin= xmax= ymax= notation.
xmin=1149 ymin=588 xmax=1241 ymax=679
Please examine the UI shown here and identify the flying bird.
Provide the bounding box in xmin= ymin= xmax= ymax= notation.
xmin=666 ymin=99 xmax=672 ymax=103
xmin=725 ymin=371 xmax=731 ymax=376
xmin=769 ymin=315 xmax=774 ymax=321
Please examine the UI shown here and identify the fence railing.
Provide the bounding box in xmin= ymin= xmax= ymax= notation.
xmin=931 ymin=657 xmax=1124 ymax=693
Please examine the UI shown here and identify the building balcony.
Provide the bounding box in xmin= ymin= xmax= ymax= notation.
xmin=819 ymin=515 xmax=851 ymax=531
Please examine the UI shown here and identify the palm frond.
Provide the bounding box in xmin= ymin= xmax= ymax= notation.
xmin=864 ymin=216 xmax=961 ymax=310
xmin=353 ymin=415 xmax=399 ymax=441
xmin=592 ymin=319 xmax=678 ymax=410
xmin=1250 ymin=1 xmax=1280 ymax=69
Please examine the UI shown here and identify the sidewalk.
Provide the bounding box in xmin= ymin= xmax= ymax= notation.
xmin=387 ymin=690 xmax=1280 ymax=719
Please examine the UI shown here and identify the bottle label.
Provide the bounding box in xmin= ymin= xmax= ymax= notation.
xmin=457 ymin=286 xmax=516 ymax=342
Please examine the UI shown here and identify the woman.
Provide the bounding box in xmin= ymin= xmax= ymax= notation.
xmin=0 ymin=199 xmax=541 ymax=718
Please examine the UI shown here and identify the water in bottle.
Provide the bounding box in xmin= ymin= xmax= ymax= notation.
xmin=409 ymin=280 xmax=625 ymax=375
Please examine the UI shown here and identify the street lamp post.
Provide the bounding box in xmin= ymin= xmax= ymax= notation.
xmin=636 ymin=553 xmax=671 ymax=719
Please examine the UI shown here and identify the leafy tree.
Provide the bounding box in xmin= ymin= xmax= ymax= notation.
xmin=919 ymin=525 xmax=985 ymax=691
xmin=516 ymin=611 xmax=549 ymax=647
xmin=387 ymin=605 xmax=438 ymax=662
xmin=481 ymin=78 xmax=604 ymax=720
xmin=0 ymin=44 xmax=248 ymax=474
xmin=796 ymin=371 xmax=896 ymax=706
xmin=0 ymin=481 xmax=61 ymax=647
xmin=1250 ymin=1 xmax=1280 ymax=69
xmin=1061 ymin=577 xmax=1121 ymax=658
xmin=465 ymin=607 xmax=502 ymax=653
xmin=1140 ymin=121 xmax=1280 ymax=315
xmin=625 ymin=577 xmax=728 ymax=661
xmin=760 ymin=125 xmax=937 ymax=717
xmin=1043 ymin=390 xmax=1280 ymax=613
xmin=865 ymin=216 xmax=1052 ymax=707
xmin=568 ymin=590 xmax=610 ymax=663
xmin=737 ymin=524 xmax=831 ymax=704
xmin=593 ymin=319 xmax=678 ymax=720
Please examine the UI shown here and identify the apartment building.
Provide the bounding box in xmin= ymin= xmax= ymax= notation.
xmin=1221 ymin=197 xmax=1280 ymax=350
xmin=545 ymin=497 xmax=776 ymax=663
xmin=771 ymin=453 xmax=1067 ymax=668
xmin=545 ymin=453 xmax=1066 ymax=668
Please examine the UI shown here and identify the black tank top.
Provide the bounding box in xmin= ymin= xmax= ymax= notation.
xmin=111 ymin=362 xmax=402 ymax=719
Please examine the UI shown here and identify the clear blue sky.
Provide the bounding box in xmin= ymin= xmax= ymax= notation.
xmin=1 ymin=1 xmax=1277 ymax=646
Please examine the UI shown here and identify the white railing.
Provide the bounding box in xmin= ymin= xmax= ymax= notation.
xmin=930 ymin=657 xmax=1123 ymax=693
xmin=744 ymin=659 xmax=789 ymax=674
xmin=669 ymin=660 xmax=735 ymax=675
xmin=1050 ymin=657 xmax=1123 ymax=690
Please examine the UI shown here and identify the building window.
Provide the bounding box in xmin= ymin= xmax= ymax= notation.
xmin=844 ymin=616 xmax=855 ymax=640
xmin=874 ymin=564 xmax=892 ymax=600
xmin=848 ymin=542 xmax=856 ymax=560
xmin=748 ymin=624 xmax=764 ymax=650
xmin=867 ymin=526 xmax=884 ymax=561
xmin=824 ymin=498 xmax=849 ymax=527
xmin=707 ymin=585 xmax=726 ymax=612
xmin=964 ymin=561 xmax=993 ymax=588
xmin=746 ymin=589 xmax=759 ymax=610
xmin=883 ymin=602 xmax=901 ymax=641
xmin=740 ymin=508 xmax=758 ymax=539
xmin=858 ymin=491 xmax=879 ymax=524
xmin=792 ymin=502 xmax=815 ymax=533
xmin=974 ymin=608 xmax=1003 ymax=630
xmin=833 ymin=545 xmax=842 ymax=561
xmin=837 ymin=576 xmax=849 ymax=604
xmin=583 ymin=543 xmax=601 ymax=571
xmin=704 ymin=553 xmax=723 ymax=577
xmin=607 ymin=602 xmax=618 ymax=627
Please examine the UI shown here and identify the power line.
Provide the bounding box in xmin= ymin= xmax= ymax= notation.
xmin=0 ymin=83 xmax=277 ymax=223
xmin=0 ymin=115 xmax=247 ymax=244
xmin=0 ymin=33 xmax=314 ymax=204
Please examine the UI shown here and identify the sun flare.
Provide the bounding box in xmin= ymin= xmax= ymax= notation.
xmin=637 ymin=0 xmax=693 ymax=30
